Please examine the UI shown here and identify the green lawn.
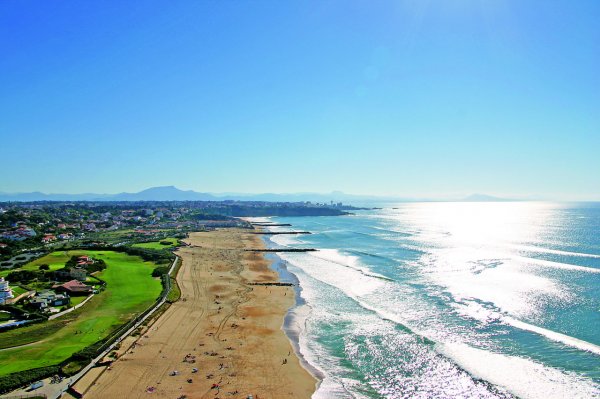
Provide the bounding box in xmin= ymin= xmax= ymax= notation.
xmin=0 ymin=250 xmax=162 ymax=376
xmin=131 ymin=237 xmax=179 ymax=250
xmin=0 ymin=251 xmax=75 ymax=278
xmin=0 ymin=252 xmax=69 ymax=278
xmin=10 ymin=285 xmax=27 ymax=296
xmin=70 ymin=296 xmax=87 ymax=307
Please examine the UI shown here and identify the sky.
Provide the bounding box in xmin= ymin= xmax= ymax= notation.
xmin=0 ymin=1 xmax=599 ymax=200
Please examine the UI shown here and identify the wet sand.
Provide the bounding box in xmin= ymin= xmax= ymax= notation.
xmin=83 ymin=229 xmax=316 ymax=399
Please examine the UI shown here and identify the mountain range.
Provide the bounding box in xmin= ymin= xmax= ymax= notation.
xmin=0 ymin=186 xmax=520 ymax=203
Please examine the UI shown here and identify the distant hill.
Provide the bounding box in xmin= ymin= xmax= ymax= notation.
xmin=0 ymin=186 xmax=387 ymax=203
xmin=110 ymin=186 xmax=216 ymax=201
xmin=0 ymin=187 xmax=534 ymax=203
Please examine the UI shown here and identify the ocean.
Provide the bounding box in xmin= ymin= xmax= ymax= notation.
xmin=258 ymin=202 xmax=600 ymax=399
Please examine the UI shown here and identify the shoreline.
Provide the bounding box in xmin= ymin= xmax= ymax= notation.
xmin=262 ymin=246 xmax=326 ymax=387
xmin=79 ymin=228 xmax=316 ymax=398
xmin=243 ymin=217 xmax=325 ymax=391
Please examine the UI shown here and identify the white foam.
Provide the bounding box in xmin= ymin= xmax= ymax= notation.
xmin=269 ymin=233 xmax=302 ymax=246
xmin=243 ymin=216 xmax=272 ymax=223
xmin=439 ymin=342 xmax=600 ymax=399
xmin=279 ymin=251 xmax=386 ymax=298
xmin=513 ymin=255 xmax=600 ymax=274
xmin=503 ymin=316 xmax=600 ymax=356
xmin=423 ymin=251 xmax=569 ymax=318
xmin=452 ymin=300 xmax=600 ymax=357
xmin=289 ymin=266 xmax=368 ymax=399
xmin=307 ymin=249 xmax=393 ymax=281
xmin=285 ymin=251 xmax=600 ymax=399
xmin=511 ymin=244 xmax=600 ymax=259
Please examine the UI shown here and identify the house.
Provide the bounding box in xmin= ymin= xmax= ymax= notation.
xmin=42 ymin=234 xmax=57 ymax=243
xmin=82 ymin=223 xmax=97 ymax=231
xmin=69 ymin=267 xmax=87 ymax=281
xmin=18 ymin=227 xmax=37 ymax=237
xmin=0 ymin=277 xmax=14 ymax=305
xmin=53 ymin=280 xmax=93 ymax=296
xmin=77 ymin=256 xmax=95 ymax=267
xmin=28 ymin=297 xmax=48 ymax=310
xmin=1 ymin=227 xmax=37 ymax=241
xmin=29 ymin=290 xmax=70 ymax=310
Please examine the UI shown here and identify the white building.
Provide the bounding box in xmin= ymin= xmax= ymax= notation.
xmin=0 ymin=277 xmax=14 ymax=305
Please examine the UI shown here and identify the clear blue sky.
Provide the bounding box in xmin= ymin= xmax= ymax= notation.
xmin=1 ymin=1 xmax=598 ymax=200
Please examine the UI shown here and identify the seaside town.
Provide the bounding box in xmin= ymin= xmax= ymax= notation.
xmin=0 ymin=200 xmax=349 ymax=301
xmin=0 ymin=200 xmax=349 ymax=261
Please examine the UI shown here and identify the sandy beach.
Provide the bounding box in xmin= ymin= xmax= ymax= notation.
xmin=82 ymin=229 xmax=316 ymax=399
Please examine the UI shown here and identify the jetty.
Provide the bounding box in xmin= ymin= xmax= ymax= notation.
xmin=248 ymin=282 xmax=294 ymax=287
xmin=245 ymin=248 xmax=317 ymax=252
xmin=251 ymin=223 xmax=292 ymax=227
xmin=251 ymin=231 xmax=311 ymax=235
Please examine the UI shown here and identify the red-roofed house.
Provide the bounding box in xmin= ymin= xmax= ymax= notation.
xmin=42 ymin=234 xmax=56 ymax=244
xmin=77 ymin=256 xmax=95 ymax=267
xmin=53 ymin=280 xmax=92 ymax=296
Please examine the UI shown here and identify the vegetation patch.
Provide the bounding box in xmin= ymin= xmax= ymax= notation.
xmin=166 ymin=277 xmax=181 ymax=303
xmin=131 ymin=237 xmax=179 ymax=250
xmin=0 ymin=365 xmax=60 ymax=394
xmin=0 ymin=250 xmax=162 ymax=376
xmin=0 ymin=312 xmax=11 ymax=322
xmin=151 ymin=266 xmax=169 ymax=277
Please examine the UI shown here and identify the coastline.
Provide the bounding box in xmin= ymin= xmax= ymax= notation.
xmin=262 ymin=245 xmax=326 ymax=387
xmin=79 ymin=228 xmax=316 ymax=398
xmin=246 ymin=217 xmax=326 ymax=389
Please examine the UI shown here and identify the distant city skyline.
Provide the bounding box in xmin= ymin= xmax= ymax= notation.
xmin=1 ymin=1 xmax=599 ymax=201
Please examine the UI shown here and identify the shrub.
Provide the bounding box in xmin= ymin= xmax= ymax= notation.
xmin=6 ymin=270 xmax=38 ymax=283
xmin=151 ymin=266 xmax=169 ymax=277
xmin=0 ymin=365 xmax=60 ymax=394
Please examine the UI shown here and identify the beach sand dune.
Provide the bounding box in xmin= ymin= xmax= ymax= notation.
xmin=83 ymin=229 xmax=316 ymax=399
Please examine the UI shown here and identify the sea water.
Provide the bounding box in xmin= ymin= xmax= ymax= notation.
xmin=259 ymin=202 xmax=600 ymax=399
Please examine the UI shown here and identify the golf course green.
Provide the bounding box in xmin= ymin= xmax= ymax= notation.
xmin=0 ymin=250 xmax=162 ymax=376
xmin=131 ymin=237 xmax=179 ymax=250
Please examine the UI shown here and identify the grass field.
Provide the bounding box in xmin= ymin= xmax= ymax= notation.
xmin=70 ymin=296 xmax=87 ymax=306
xmin=10 ymin=285 xmax=27 ymax=297
xmin=0 ymin=250 xmax=162 ymax=376
xmin=131 ymin=237 xmax=179 ymax=250
xmin=0 ymin=252 xmax=74 ymax=278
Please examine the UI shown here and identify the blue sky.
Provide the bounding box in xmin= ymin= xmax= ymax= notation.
xmin=1 ymin=1 xmax=598 ymax=200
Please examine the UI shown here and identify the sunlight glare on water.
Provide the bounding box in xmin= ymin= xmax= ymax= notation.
xmin=263 ymin=202 xmax=600 ymax=398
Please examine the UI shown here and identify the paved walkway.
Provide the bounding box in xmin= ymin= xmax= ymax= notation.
xmin=48 ymin=295 xmax=94 ymax=320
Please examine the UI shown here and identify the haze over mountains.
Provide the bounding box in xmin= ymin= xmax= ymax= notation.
xmin=0 ymin=186 xmax=389 ymax=203
xmin=0 ymin=186 xmax=528 ymax=203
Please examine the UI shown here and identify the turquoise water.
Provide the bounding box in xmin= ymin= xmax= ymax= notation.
xmin=261 ymin=202 xmax=600 ymax=399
